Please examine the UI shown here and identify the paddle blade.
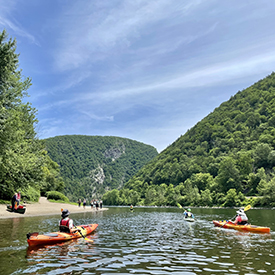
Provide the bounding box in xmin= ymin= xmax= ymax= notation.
xmin=176 ymin=203 xmax=182 ymax=209
xmin=84 ymin=237 xmax=94 ymax=243
xmin=244 ymin=205 xmax=251 ymax=211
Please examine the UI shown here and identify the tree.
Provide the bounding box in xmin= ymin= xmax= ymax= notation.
xmin=0 ymin=30 xmax=43 ymax=198
xmin=0 ymin=30 xmax=63 ymax=199
xmin=223 ymin=189 xmax=241 ymax=207
xmin=216 ymin=157 xmax=240 ymax=193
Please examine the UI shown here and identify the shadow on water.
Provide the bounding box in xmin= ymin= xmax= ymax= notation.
xmin=0 ymin=207 xmax=274 ymax=274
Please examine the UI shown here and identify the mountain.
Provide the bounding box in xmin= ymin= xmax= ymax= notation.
xmin=109 ymin=72 xmax=275 ymax=207
xmin=44 ymin=135 xmax=158 ymax=202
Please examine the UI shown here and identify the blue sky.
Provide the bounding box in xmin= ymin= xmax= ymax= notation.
xmin=1 ymin=1 xmax=275 ymax=152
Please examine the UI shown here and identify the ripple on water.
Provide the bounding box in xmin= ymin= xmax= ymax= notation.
xmin=1 ymin=208 xmax=274 ymax=275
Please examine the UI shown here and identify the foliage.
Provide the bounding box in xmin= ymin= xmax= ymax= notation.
xmin=44 ymin=135 xmax=158 ymax=202
xmin=0 ymin=30 xmax=64 ymax=200
xmin=46 ymin=191 xmax=69 ymax=202
xmin=109 ymin=72 xmax=275 ymax=207
xmin=20 ymin=186 xmax=40 ymax=202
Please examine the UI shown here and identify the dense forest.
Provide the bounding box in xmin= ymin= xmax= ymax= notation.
xmin=44 ymin=135 xmax=158 ymax=202
xmin=0 ymin=30 xmax=64 ymax=201
xmin=103 ymin=73 xmax=275 ymax=208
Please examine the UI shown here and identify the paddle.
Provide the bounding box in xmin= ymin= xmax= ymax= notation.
xmin=74 ymin=226 xmax=93 ymax=243
xmin=60 ymin=209 xmax=93 ymax=243
xmin=221 ymin=205 xmax=251 ymax=228
xmin=176 ymin=203 xmax=182 ymax=209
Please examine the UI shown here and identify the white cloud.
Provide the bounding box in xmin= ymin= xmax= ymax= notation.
xmin=0 ymin=1 xmax=38 ymax=45
xmin=54 ymin=0 xmax=202 ymax=71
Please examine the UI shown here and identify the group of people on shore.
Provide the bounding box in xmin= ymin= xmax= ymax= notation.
xmin=77 ymin=198 xmax=103 ymax=210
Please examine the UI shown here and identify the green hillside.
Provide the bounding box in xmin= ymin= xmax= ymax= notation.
xmin=44 ymin=135 xmax=158 ymax=202
xmin=103 ymin=72 xmax=275 ymax=207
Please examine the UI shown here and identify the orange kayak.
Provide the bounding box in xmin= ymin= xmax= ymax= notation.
xmin=213 ymin=220 xmax=270 ymax=234
xmin=27 ymin=224 xmax=98 ymax=247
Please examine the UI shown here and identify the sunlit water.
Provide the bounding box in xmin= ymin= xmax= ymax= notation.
xmin=0 ymin=207 xmax=274 ymax=275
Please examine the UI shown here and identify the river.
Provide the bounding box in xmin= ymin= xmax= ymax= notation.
xmin=0 ymin=207 xmax=274 ymax=275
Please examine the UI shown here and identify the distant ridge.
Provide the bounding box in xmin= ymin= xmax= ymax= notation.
xmin=44 ymin=135 xmax=158 ymax=201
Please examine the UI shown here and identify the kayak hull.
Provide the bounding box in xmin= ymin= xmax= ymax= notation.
xmin=7 ymin=205 xmax=26 ymax=214
xmin=213 ymin=220 xmax=270 ymax=234
xmin=27 ymin=224 xmax=98 ymax=247
xmin=184 ymin=217 xmax=195 ymax=222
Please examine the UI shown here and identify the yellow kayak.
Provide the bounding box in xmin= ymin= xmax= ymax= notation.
xmin=213 ymin=220 xmax=270 ymax=234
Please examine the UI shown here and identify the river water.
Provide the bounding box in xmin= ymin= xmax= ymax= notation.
xmin=0 ymin=207 xmax=274 ymax=275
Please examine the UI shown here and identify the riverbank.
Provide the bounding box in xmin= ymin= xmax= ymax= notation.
xmin=0 ymin=197 xmax=108 ymax=219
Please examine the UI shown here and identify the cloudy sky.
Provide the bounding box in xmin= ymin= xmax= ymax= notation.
xmin=1 ymin=1 xmax=275 ymax=152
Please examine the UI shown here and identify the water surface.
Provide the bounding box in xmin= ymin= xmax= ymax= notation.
xmin=0 ymin=207 xmax=274 ymax=275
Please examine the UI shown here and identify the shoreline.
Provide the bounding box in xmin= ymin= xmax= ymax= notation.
xmin=0 ymin=197 xmax=108 ymax=219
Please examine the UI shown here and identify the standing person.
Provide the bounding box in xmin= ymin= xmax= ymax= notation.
xmin=59 ymin=209 xmax=77 ymax=233
xmin=90 ymin=200 xmax=93 ymax=209
xmin=15 ymin=192 xmax=21 ymax=210
xmin=78 ymin=198 xmax=81 ymax=207
xmin=95 ymin=200 xmax=99 ymax=210
xmin=100 ymin=200 xmax=103 ymax=209
xmin=11 ymin=193 xmax=17 ymax=212
xmin=83 ymin=199 xmax=86 ymax=209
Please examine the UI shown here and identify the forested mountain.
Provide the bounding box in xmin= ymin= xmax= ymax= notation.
xmin=103 ymin=72 xmax=275 ymax=207
xmin=44 ymin=135 xmax=158 ymax=202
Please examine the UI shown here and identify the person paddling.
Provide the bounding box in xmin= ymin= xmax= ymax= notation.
xmin=59 ymin=209 xmax=78 ymax=233
xmin=231 ymin=208 xmax=249 ymax=225
xmin=184 ymin=208 xmax=194 ymax=219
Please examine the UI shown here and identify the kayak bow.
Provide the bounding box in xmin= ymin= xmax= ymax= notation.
xmin=27 ymin=224 xmax=98 ymax=247
xmin=213 ymin=220 xmax=270 ymax=234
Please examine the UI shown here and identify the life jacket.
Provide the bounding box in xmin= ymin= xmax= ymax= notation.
xmin=59 ymin=218 xmax=71 ymax=233
xmin=187 ymin=212 xmax=192 ymax=217
xmin=239 ymin=213 xmax=248 ymax=222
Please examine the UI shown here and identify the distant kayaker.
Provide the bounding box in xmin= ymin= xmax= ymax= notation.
xmin=184 ymin=208 xmax=194 ymax=219
xmin=231 ymin=208 xmax=249 ymax=225
xmin=60 ymin=209 xmax=76 ymax=233
xmin=130 ymin=205 xmax=134 ymax=211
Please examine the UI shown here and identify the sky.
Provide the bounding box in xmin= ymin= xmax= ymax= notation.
xmin=1 ymin=0 xmax=275 ymax=152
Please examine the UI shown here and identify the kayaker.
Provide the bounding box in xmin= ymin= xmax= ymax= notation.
xmin=184 ymin=208 xmax=194 ymax=219
xmin=59 ymin=209 xmax=78 ymax=233
xmin=232 ymin=208 xmax=249 ymax=225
